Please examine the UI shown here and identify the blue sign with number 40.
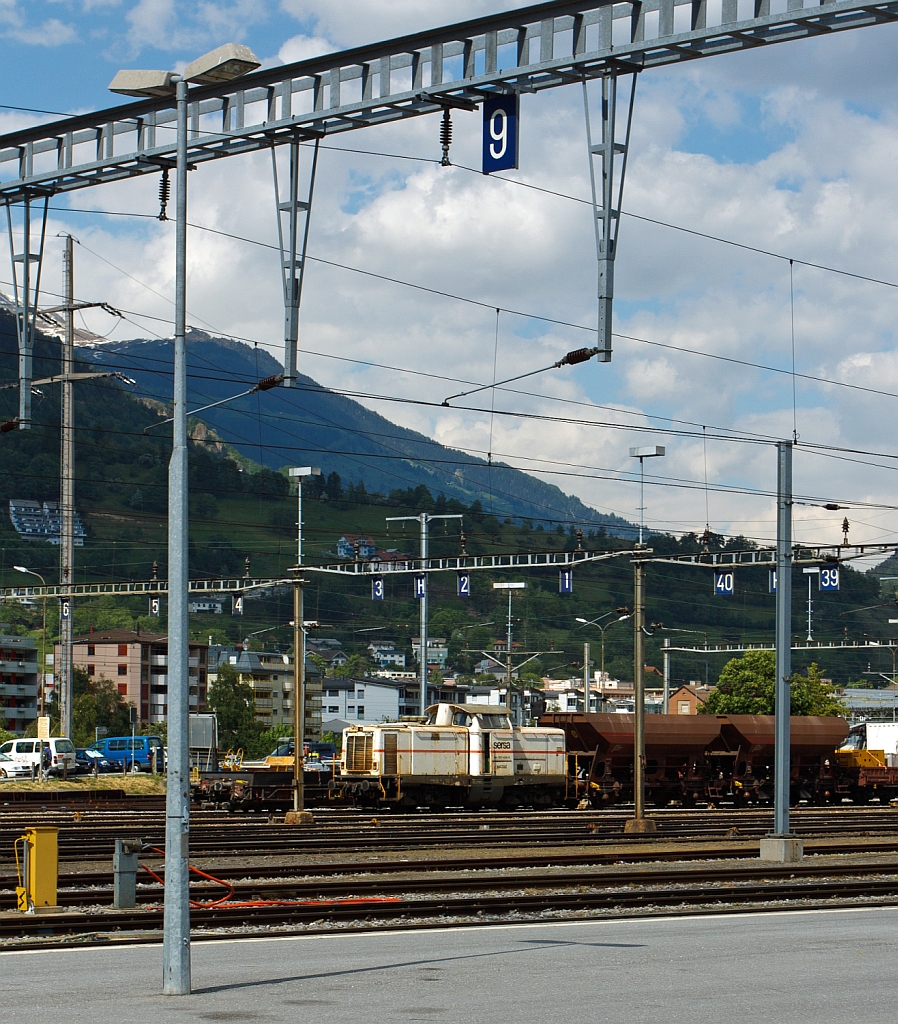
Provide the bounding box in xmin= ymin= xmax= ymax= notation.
xmin=482 ymin=95 xmax=519 ymax=174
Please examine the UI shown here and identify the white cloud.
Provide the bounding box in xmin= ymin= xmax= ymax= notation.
xmin=278 ymin=32 xmax=334 ymax=64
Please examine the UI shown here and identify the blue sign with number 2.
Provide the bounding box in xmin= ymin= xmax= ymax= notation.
xmin=483 ymin=95 xmax=519 ymax=174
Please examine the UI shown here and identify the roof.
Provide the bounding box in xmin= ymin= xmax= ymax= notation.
xmin=72 ymin=628 xmax=207 ymax=647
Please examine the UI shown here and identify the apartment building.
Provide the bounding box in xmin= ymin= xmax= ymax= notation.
xmin=0 ymin=635 xmax=38 ymax=736
xmin=61 ymin=628 xmax=208 ymax=725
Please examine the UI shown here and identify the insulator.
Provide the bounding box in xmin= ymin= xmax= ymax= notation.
xmin=158 ymin=168 xmax=171 ymax=222
xmin=559 ymin=347 xmax=597 ymax=366
xmin=256 ymin=374 xmax=283 ymax=391
xmin=439 ymin=109 xmax=452 ymax=167
xmin=0 ymin=419 xmax=16 ymax=433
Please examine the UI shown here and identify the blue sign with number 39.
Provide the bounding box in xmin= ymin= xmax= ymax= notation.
xmin=482 ymin=95 xmax=519 ymax=174
xmin=819 ymin=567 xmax=840 ymax=591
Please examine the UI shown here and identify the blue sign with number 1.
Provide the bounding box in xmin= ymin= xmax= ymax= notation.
xmin=482 ymin=95 xmax=519 ymax=174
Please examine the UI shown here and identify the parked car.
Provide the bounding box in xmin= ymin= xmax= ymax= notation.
xmin=74 ymin=748 xmax=120 ymax=775
xmin=0 ymin=752 xmax=31 ymax=780
xmin=87 ymin=735 xmax=165 ymax=772
xmin=0 ymin=737 xmax=77 ymax=776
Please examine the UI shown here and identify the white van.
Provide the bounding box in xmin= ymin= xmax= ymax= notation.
xmin=0 ymin=737 xmax=77 ymax=775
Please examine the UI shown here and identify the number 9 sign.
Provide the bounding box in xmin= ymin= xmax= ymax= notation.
xmin=482 ymin=95 xmax=519 ymax=174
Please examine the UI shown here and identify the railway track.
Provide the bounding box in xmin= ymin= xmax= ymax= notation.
xmin=2 ymin=872 xmax=897 ymax=947
xmin=2 ymin=855 xmax=897 ymax=909
xmin=3 ymin=810 xmax=898 ymax=865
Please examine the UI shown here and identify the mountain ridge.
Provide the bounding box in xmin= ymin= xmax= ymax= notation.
xmin=83 ymin=331 xmax=635 ymax=534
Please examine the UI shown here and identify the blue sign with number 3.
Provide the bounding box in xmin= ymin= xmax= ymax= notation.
xmin=482 ymin=95 xmax=519 ymax=174
xmin=372 ymin=577 xmax=384 ymax=601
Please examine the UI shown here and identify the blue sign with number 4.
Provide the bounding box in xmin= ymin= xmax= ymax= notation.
xmin=482 ymin=95 xmax=519 ymax=174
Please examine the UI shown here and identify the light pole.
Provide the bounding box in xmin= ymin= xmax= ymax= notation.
xmin=14 ymin=566 xmax=46 ymax=720
xmin=386 ymin=512 xmax=463 ymax=713
xmin=628 ymin=446 xmax=664 ymax=832
xmin=493 ymin=582 xmax=526 ymax=718
xmin=110 ymin=41 xmax=261 ymax=999
xmin=287 ymin=466 xmax=320 ymax=814
xmin=573 ymin=606 xmax=630 ymax=688
xmin=803 ymin=567 xmax=820 ymax=641
xmin=629 ymin=445 xmax=665 ymax=547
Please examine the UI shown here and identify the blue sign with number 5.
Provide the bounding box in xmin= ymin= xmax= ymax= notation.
xmin=483 ymin=95 xmax=519 ymax=174
xmin=819 ymin=567 xmax=840 ymax=591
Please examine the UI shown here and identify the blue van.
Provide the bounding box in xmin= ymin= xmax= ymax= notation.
xmin=87 ymin=735 xmax=165 ymax=772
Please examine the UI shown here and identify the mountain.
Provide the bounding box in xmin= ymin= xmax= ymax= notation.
xmin=82 ymin=331 xmax=634 ymax=534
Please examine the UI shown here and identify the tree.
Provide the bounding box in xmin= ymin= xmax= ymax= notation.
xmin=208 ymin=663 xmax=263 ymax=754
xmin=700 ymin=651 xmax=847 ymax=716
xmin=333 ymin=653 xmax=371 ymax=679
xmin=71 ymin=676 xmax=134 ymax=747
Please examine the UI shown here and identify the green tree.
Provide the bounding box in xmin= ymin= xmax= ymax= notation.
xmin=71 ymin=676 xmax=134 ymax=747
xmin=333 ymin=653 xmax=371 ymax=679
xmin=208 ymin=663 xmax=263 ymax=755
xmin=700 ymin=651 xmax=846 ymax=716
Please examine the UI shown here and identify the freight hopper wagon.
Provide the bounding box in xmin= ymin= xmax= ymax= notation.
xmin=337 ymin=703 xmax=567 ymax=810
xmin=543 ymin=713 xmax=849 ymax=808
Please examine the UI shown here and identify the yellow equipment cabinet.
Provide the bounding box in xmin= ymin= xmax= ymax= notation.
xmin=14 ymin=827 xmax=59 ymax=912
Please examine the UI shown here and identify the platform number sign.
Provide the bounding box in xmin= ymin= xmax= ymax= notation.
xmin=148 ymin=597 xmax=160 ymax=618
xmin=714 ymin=571 xmax=735 ymax=597
xmin=457 ymin=571 xmax=471 ymax=598
xmin=414 ymin=573 xmax=426 ymax=599
xmin=232 ymin=595 xmax=244 ymax=616
xmin=559 ymin=568 xmax=574 ymax=594
xmin=482 ymin=94 xmax=519 ymax=174
xmin=60 ymin=598 xmax=70 ymax=620
xmin=372 ymin=576 xmax=385 ymax=601
xmin=819 ymin=567 xmax=840 ymax=591
xmin=768 ymin=570 xmax=776 ymax=595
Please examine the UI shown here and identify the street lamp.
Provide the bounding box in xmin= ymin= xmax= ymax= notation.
xmin=110 ymin=42 xmax=261 ymax=999
xmin=14 ymin=566 xmax=46 ymax=720
xmin=576 ymin=611 xmax=632 ymax=704
xmin=287 ymin=466 xmax=321 ymax=816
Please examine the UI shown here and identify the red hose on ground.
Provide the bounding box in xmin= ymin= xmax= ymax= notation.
xmin=139 ymin=847 xmax=402 ymax=910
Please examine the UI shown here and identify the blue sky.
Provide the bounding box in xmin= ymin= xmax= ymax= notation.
xmin=4 ymin=1 xmax=898 ymax=549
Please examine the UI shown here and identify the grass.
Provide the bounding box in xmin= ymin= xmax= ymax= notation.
xmin=0 ymin=775 xmax=165 ymax=794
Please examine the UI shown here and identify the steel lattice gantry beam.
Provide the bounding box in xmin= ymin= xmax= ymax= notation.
xmin=1 ymin=0 xmax=896 ymax=200
xmin=0 ymin=546 xmax=636 ymax=600
xmin=666 ymin=639 xmax=898 ymax=652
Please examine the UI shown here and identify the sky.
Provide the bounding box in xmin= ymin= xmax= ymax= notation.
xmin=3 ymin=0 xmax=898 ymax=569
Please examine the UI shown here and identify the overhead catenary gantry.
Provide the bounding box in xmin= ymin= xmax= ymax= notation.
xmin=3 ymin=0 xmax=898 ymax=407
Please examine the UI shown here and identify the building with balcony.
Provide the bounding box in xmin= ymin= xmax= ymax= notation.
xmin=411 ymin=637 xmax=449 ymax=670
xmin=0 ymin=635 xmax=38 ymax=736
xmin=9 ymin=499 xmax=86 ymax=545
xmin=207 ymin=646 xmax=324 ymax=739
xmin=321 ymin=677 xmax=401 ymax=727
xmin=59 ymin=628 xmax=208 ymax=725
xmin=367 ymin=642 xmax=406 ymax=669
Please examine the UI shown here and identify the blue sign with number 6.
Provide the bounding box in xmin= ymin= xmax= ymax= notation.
xmin=819 ymin=567 xmax=840 ymax=591
xmin=482 ymin=95 xmax=519 ymax=174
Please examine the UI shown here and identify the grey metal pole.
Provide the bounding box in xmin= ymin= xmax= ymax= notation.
xmin=59 ymin=235 xmax=74 ymax=738
xmin=633 ymin=559 xmax=646 ymax=820
xmin=773 ymin=441 xmax=793 ymax=838
xmin=583 ymin=641 xmax=590 ymax=713
xmin=162 ymin=76 xmax=191 ymax=997
xmin=662 ymin=638 xmax=670 ymax=714
xmin=293 ymin=475 xmax=307 ymax=812
xmin=420 ymin=514 xmax=428 ymax=715
xmin=506 ymin=589 xmax=514 ymax=710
